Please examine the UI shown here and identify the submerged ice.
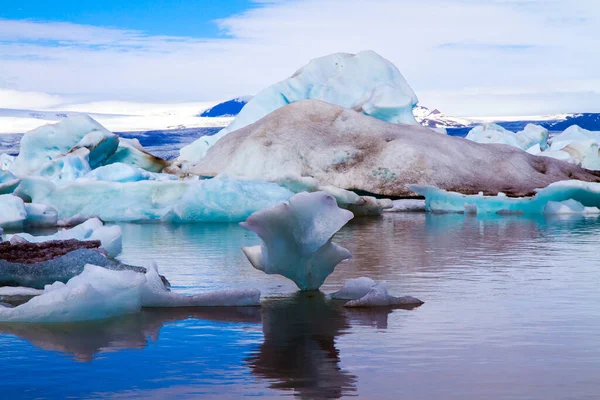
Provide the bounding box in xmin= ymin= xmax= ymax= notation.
xmin=241 ymin=191 xmax=354 ymax=291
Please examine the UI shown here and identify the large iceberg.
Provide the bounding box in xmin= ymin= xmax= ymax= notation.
xmin=409 ymin=180 xmax=600 ymax=214
xmin=11 ymin=218 xmax=122 ymax=258
xmin=15 ymin=176 xmax=294 ymax=223
xmin=10 ymin=115 xmax=118 ymax=176
xmin=189 ymin=100 xmax=600 ymax=198
xmin=240 ymin=191 xmax=353 ymax=291
xmin=0 ymin=263 xmax=260 ymax=323
xmin=178 ymin=51 xmax=419 ymax=163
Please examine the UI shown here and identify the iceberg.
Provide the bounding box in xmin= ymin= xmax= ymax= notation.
xmin=465 ymin=123 xmax=549 ymax=151
xmin=0 ymin=194 xmax=27 ymax=229
xmin=344 ymin=281 xmax=423 ymax=308
xmin=409 ymin=180 xmax=600 ymax=214
xmin=11 ymin=218 xmax=122 ymax=258
xmin=10 ymin=115 xmax=118 ymax=176
xmin=23 ymin=203 xmax=58 ymax=228
xmin=240 ymin=191 xmax=354 ymax=291
xmin=15 ymin=176 xmax=294 ymax=223
xmin=0 ymin=263 xmax=260 ymax=323
xmin=178 ymin=50 xmax=419 ymax=163
xmin=189 ymin=100 xmax=600 ymax=198
xmin=0 ymin=170 xmax=20 ymax=194
xmin=330 ymin=277 xmax=377 ymax=300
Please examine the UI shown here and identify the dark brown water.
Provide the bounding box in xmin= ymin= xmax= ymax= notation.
xmin=1 ymin=213 xmax=599 ymax=399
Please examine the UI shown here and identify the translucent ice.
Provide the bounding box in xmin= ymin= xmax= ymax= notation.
xmin=240 ymin=191 xmax=354 ymax=291
xmin=85 ymin=163 xmax=177 ymax=183
xmin=179 ymin=51 xmax=419 ymax=163
xmin=16 ymin=176 xmax=293 ymax=223
xmin=0 ymin=194 xmax=27 ymax=229
xmin=409 ymin=180 xmax=600 ymax=214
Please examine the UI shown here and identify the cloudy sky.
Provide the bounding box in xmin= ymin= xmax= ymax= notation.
xmin=0 ymin=0 xmax=598 ymax=116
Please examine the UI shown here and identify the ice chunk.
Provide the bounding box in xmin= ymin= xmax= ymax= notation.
xmin=23 ymin=203 xmax=58 ymax=228
xmin=466 ymin=123 xmax=548 ymax=151
xmin=105 ymin=138 xmax=169 ymax=173
xmin=11 ymin=115 xmax=118 ymax=176
xmin=545 ymin=126 xmax=600 ymax=170
xmin=0 ymin=153 xmax=14 ymax=171
xmin=344 ymin=281 xmax=424 ymax=308
xmin=0 ymin=265 xmax=145 ymax=323
xmin=544 ymin=199 xmax=600 ymax=214
xmin=330 ymin=277 xmax=377 ymax=300
xmin=518 ymin=124 xmax=549 ymax=151
xmin=141 ymin=262 xmax=260 ymax=307
xmin=0 ymin=169 xmax=20 ymax=194
xmin=0 ymin=287 xmax=44 ymax=297
xmin=36 ymin=148 xmax=91 ymax=183
xmin=384 ymin=199 xmax=426 ymax=213
xmin=16 ymin=176 xmax=293 ymax=223
xmin=240 ymin=191 xmax=354 ymax=291
xmin=409 ymin=180 xmax=600 ymax=214
xmin=84 ymin=163 xmax=177 ymax=183
xmin=0 ymin=194 xmax=27 ymax=229
xmin=178 ymin=51 xmax=419 ymax=163
xmin=11 ymin=218 xmax=122 ymax=258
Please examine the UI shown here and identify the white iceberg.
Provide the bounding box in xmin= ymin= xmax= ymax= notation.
xmin=15 ymin=176 xmax=294 ymax=223
xmin=178 ymin=50 xmax=419 ymax=163
xmin=0 ymin=263 xmax=261 ymax=323
xmin=544 ymin=199 xmax=600 ymax=215
xmin=344 ymin=281 xmax=423 ymax=308
xmin=240 ymin=191 xmax=354 ymax=291
xmin=409 ymin=180 xmax=600 ymax=215
xmin=330 ymin=277 xmax=377 ymax=300
xmin=10 ymin=115 xmax=118 ymax=176
xmin=465 ymin=123 xmax=548 ymax=151
xmin=11 ymin=218 xmax=122 ymax=258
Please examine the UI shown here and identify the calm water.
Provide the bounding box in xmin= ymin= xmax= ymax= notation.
xmin=1 ymin=213 xmax=600 ymax=399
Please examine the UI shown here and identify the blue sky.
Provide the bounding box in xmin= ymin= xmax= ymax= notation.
xmin=0 ymin=0 xmax=598 ymax=116
xmin=0 ymin=0 xmax=255 ymax=37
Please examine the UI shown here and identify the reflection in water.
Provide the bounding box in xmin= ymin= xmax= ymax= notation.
xmin=247 ymin=293 xmax=420 ymax=399
xmin=0 ymin=307 xmax=261 ymax=362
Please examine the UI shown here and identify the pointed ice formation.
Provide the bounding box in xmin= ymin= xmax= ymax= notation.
xmin=240 ymin=191 xmax=354 ymax=291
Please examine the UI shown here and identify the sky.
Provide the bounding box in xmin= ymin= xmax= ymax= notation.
xmin=0 ymin=0 xmax=599 ymax=117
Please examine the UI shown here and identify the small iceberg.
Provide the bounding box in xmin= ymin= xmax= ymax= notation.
xmin=241 ymin=191 xmax=354 ymax=291
xmin=331 ymin=277 xmax=423 ymax=308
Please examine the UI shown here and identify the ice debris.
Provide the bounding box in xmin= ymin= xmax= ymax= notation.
xmin=241 ymin=191 xmax=354 ymax=291
xmin=10 ymin=218 xmax=122 ymax=258
xmin=331 ymin=277 xmax=423 ymax=307
xmin=178 ymin=50 xmax=419 ymax=163
xmin=409 ymin=180 xmax=600 ymax=215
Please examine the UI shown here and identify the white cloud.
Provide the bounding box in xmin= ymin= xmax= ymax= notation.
xmin=0 ymin=0 xmax=598 ymax=116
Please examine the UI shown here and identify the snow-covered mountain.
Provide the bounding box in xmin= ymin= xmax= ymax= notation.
xmin=413 ymin=105 xmax=471 ymax=129
xmin=198 ymin=96 xmax=251 ymax=118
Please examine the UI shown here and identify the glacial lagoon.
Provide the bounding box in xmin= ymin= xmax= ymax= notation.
xmin=1 ymin=212 xmax=599 ymax=399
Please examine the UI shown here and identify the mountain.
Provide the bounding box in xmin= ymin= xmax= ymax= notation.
xmin=199 ymin=96 xmax=251 ymax=118
xmin=413 ymin=105 xmax=471 ymax=129
xmin=545 ymin=113 xmax=600 ymax=132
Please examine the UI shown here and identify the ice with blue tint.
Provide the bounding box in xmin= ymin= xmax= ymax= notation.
xmin=85 ymin=163 xmax=177 ymax=183
xmin=22 ymin=203 xmax=58 ymax=228
xmin=0 ymin=169 xmax=20 ymax=194
xmin=37 ymin=149 xmax=92 ymax=183
xmin=0 ymin=194 xmax=27 ymax=229
xmin=11 ymin=218 xmax=122 ymax=258
xmin=466 ymin=123 xmax=549 ymax=151
xmin=15 ymin=177 xmax=294 ymax=223
xmin=543 ymin=126 xmax=600 ymax=170
xmin=10 ymin=115 xmax=118 ymax=176
xmin=0 ymin=262 xmax=260 ymax=323
xmin=409 ymin=180 xmax=600 ymax=214
xmin=179 ymin=51 xmax=419 ymax=163
xmin=240 ymin=191 xmax=354 ymax=291
xmin=0 ymin=265 xmax=144 ymax=323
xmin=1 ymin=154 xmax=14 ymax=171
xmin=105 ymin=138 xmax=169 ymax=173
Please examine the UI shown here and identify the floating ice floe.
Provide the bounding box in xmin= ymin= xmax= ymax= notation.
xmin=10 ymin=218 xmax=122 ymax=258
xmin=178 ymin=50 xmax=419 ymax=163
xmin=241 ymin=191 xmax=354 ymax=291
xmin=331 ymin=277 xmax=423 ymax=307
xmin=15 ymin=177 xmax=294 ymax=223
xmin=409 ymin=180 xmax=600 ymax=215
xmin=189 ymin=100 xmax=600 ymax=198
xmin=0 ymin=263 xmax=260 ymax=323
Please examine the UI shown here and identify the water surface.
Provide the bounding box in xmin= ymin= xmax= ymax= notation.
xmin=1 ymin=213 xmax=599 ymax=399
